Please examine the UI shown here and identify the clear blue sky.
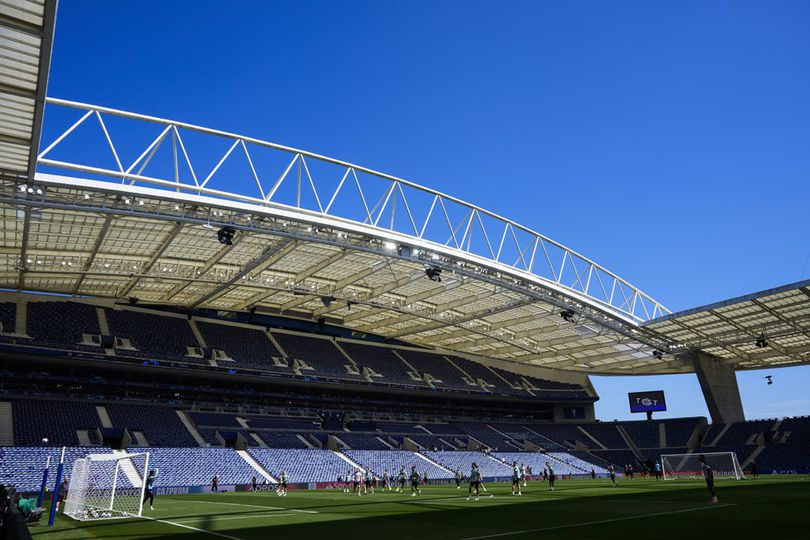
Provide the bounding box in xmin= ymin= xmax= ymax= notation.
xmin=45 ymin=1 xmax=810 ymax=421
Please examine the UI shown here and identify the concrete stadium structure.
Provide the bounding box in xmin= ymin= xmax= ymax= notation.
xmin=1 ymin=0 xmax=808 ymax=427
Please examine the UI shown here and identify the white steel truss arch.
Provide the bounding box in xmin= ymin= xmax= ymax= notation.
xmin=36 ymin=98 xmax=668 ymax=323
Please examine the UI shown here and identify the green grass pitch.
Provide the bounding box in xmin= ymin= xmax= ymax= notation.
xmin=30 ymin=477 xmax=808 ymax=539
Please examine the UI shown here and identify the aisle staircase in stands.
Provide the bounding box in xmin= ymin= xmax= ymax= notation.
xmin=236 ymin=450 xmax=277 ymax=483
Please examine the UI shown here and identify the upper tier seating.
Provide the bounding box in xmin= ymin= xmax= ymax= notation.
xmin=196 ymin=321 xmax=285 ymax=372
xmin=491 ymin=423 xmax=556 ymax=449
xmin=579 ymin=423 xmax=628 ymax=449
xmin=406 ymin=435 xmax=458 ymax=451
xmin=661 ymin=418 xmax=702 ymax=447
xmin=755 ymin=417 xmax=810 ymax=473
xmin=105 ymin=309 xmax=198 ymax=360
xmin=396 ymin=350 xmax=471 ymax=390
xmin=338 ymin=341 xmax=425 ymax=387
xmin=0 ymin=302 xmax=16 ymax=334
xmin=490 ymin=367 xmax=528 ymax=393
xmin=376 ymin=422 xmax=425 ymax=434
xmin=345 ymin=450 xmax=452 ymax=479
xmin=445 ymin=356 xmax=505 ymax=392
xmin=10 ymin=399 xmax=101 ymax=446
xmin=27 ymin=302 xmax=99 ymax=347
xmin=333 ymin=432 xmax=390 ymax=450
xmin=621 ymin=421 xmax=660 ymax=449
xmin=523 ymin=423 xmax=585 ymax=450
xmin=247 ymin=416 xmax=321 ymax=431
xmin=452 ymin=422 xmax=521 ymax=451
xmin=271 ymin=332 xmax=365 ymax=381
xmin=590 ymin=449 xmax=640 ymax=468
xmin=256 ymin=431 xmax=310 ymax=449
xmin=1 ymin=299 xmax=593 ymax=400
xmin=622 ymin=418 xmax=702 ymax=449
xmin=188 ymin=412 xmax=243 ymax=428
xmin=106 ymin=404 xmax=198 ymax=447
xmin=419 ymin=423 xmax=464 ymax=436
xmin=703 ymin=419 xmax=776 ymax=457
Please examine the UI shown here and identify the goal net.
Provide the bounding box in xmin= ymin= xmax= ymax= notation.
xmin=661 ymin=452 xmax=744 ymax=480
xmin=64 ymin=452 xmax=150 ymax=521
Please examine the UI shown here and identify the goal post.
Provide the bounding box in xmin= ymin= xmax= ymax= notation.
xmin=660 ymin=452 xmax=744 ymax=481
xmin=64 ymin=452 xmax=150 ymax=521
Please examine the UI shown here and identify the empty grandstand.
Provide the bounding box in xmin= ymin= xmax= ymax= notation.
xmin=0 ymin=2 xmax=808 ymax=539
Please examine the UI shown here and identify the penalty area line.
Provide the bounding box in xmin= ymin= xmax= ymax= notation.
xmin=173 ymin=512 xmax=298 ymax=524
xmin=141 ymin=515 xmax=242 ymax=540
xmin=177 ymin=499 xmax=318 ymax=514
xmin=457 ymin=503 xmax=738 ymax=540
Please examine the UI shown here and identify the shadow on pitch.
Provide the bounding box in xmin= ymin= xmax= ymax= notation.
xmin=30 ymin=479 xmax=810 ymax=540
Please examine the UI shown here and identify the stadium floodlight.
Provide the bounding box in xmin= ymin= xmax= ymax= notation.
xmin=660 ymin=452 xmax=744 ymax=481
xmin=560 ymin=309 xmax=576 ymax=323
xmin=755 ymin=334 xmax=768 ymax=348
xmin=765 ymin=375 xmax=773 ymax=385
xmin=652 ymin=350 xmax=664 ymax=359
xmin=217 ymin=227 xmax=236 ymax=245
xmin=64 ymin=452 xmax=150 ymax=520
xmin=425 ymin=267 xmax=442 ymax=282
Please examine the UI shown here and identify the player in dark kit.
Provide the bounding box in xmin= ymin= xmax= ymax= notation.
xmin=546 ymin=462 xmax=556 ymax=492
xmin=466 ymin=463 xmax=480 ymax=501
xmin=143 ymin=469 xmax=159 ymax=510
xmin=409 ymin=466 xmax=421 ymax=496
xmin=511 ymin=461 xmax=522 ymax=496
xmin=608 ymin=464 xmax=618 ymax=487
xmin=211 ymin=473 xmax=219 ymax=493
xmin=383 ymin=469 xmax=391 ymax=491
xmin=55 ymin=476 xmax=69 ymax=512
xmin=397 ymin=467 xmax=407 ymax=492
xmin=699 ymin=455 xmax=718 ymax=503
xmin=277 ymin=471 xmax=288 ymax=497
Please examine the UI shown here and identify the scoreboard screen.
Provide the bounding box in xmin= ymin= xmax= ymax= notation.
xmin=628 ymin=390 xmax=666 ymax=413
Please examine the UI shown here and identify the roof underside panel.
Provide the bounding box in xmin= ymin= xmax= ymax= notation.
xmin=0 ymin=0 xmax=54 ymax=178
xmin=644 ymin=281 xmax=810 ymax=370
xmin=0 ymin=177 xmax=685 ymax=375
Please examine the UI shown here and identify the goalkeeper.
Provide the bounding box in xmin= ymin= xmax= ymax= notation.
xmin=143 ymin=469 xmax=159 ymax=511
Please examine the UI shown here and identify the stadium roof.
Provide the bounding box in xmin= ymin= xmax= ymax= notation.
xmin=0 ymin=0 xmax=55 ymax=179
xmin=644 ymin=280 xmax=810 ymax=371
xmin=1 ymin=3 xmax=807 ymax=376
xmin=1 ymin=96 xmax=689 ymax=375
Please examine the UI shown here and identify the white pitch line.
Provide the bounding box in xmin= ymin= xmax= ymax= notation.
xmin=141 ymin=515 xmax=242 ymax=540
xmin=457 ymin=504 xmax=738 ymax=540
xmin=179 ymin=499 xmax=318 ymax=514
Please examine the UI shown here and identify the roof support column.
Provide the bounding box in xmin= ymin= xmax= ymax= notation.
xmin=690 ymin=351 xmax=745 ymax=424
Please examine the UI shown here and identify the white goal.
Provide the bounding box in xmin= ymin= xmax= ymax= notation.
xmin=64 ymin=452 xmax=150 ymax=521
xmin=660 ymin=452 xmax=744 ymax=481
